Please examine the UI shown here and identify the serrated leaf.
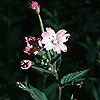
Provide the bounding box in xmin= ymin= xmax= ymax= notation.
xmin=61 ymin=69 xmax=89 ymax=84
xmin=51 ymin=54 xmax=61 ymax=65
xmin=29 ymin=85 xmax=48 ymax=100
xmin=32 ymin=66 xmax=51 ymax=74
xmin=73 ymin=78 xmax=85 ymax=82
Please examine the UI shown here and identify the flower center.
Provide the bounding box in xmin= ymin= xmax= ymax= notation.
xmin=52 ymin=39 xmax=58 ymax=45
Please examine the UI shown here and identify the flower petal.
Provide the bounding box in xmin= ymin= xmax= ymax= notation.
xmin=58 ymin=43 xmax=67 ymax=52
xmin=44 ymin=43 xmax=53 ymax=50
xmin=58 ymin=33 xmax=70 ymax=42
xmin=53 ymin=45 xmax=61 ymax=54
xmin=42 ymin=38 xmax=51 ymax=44
xmin=56 ymin=29 xmax=67 ymax=39
xmin=42 ymin=32 xmax=50 ymax=38
xmin=46 ymin=27 xmax=55 ymax=36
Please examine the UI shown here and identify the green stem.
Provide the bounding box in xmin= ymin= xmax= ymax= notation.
xmin=38 ymin=14 xmax=44 ymax=33
xmin=58 ymin=86 xmax=62 ymax=100
xmin=38 ymin=14 xmax=51 ymax=61
xmin=37 ymin=13 xmax=62 ymax=100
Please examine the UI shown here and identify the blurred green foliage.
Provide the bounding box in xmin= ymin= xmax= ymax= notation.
xmin=0 ymin=0 xmax=100 ymax=100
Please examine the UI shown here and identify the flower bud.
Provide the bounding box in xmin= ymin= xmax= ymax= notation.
xmin=30 ymin=1 xmax=40 ymax=15
xmin=21 ymin=60 xmax=32 ymax=70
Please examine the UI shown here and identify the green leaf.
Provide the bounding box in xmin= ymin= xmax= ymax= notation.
xmin=38 ymin=51 xmax=46 ymax=55
xmin=34 ymin=57 xmax=41 ymax=64
xmin=56 ymin=55 xmax=62 ymax=70
xmin=17 ymin=80 xmax=48 ymax=100
xmin=29 ymin=86 xmax=48 ymax=100
xmin=44 ymin=83 xmax=58 ymax=100
xmin=51 ymin=54 xmax=61 ymax=65
xmin=38 ymin=51 xmax=47 ymax=59
xmin=31 ymin=66 xmax=51 ymax=74
xmin=49 ymin=50 xmax=54 ymax=55
xmin=61 ymin=69 xmax=89 ymax=84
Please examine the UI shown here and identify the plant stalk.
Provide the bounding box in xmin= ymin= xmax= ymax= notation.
xmin=58 ymin=86 xmax=62 ymax=100
xmin=38 ymin=14 xmax=51 ymax=61
xmin=38 ymin=14 xmax=44 ymax=33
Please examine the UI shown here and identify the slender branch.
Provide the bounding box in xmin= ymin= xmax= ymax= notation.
xmin=38 ymin=14 xmax=44 ymax=33
xmin=38 ymin=14 xmax=52 ymax=61
xmin=58 ymin=86 xmax=62 ymax=100
xmin=37 ymin=12 xmax=62 ymax=100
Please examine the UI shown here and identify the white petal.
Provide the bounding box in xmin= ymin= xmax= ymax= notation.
xmin=58 ymin=33 xmax=70 ymax=43
xmin=42 ymin=32 xmax=50 ymax=38
xmin=42 ymin=39 xmax=51 ymax=44
xmin=58 ymin=43 xmax=67 ymax=52
xmin=44 ymin=43 xmax=54 ymax=50
xmin=53 ymin=45 xmax=61 ymax=53
xmin=56 ymin=29 xmax=67 ymax=39
xmin=46 ymin=27 xmax=56 ymax=36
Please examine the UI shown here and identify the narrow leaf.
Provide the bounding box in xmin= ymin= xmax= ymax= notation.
xmin=29 ymin=85 xmax=48 ymax=100
xmin=32 ymin=66 xmax=51 ymax=74
xmin=51 ymin=54 xmax=61 ymax=65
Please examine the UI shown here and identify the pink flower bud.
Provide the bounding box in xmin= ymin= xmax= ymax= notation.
xmin=30 ymin=1 xmax=40 ymax=14
xmin=21 ymin=60 xmax=32 ymax=70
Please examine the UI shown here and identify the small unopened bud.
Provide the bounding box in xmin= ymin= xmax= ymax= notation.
xmin=16 ymin=82 xmax=26 ymax=89
xmin=30 ymin=1 xmax=40 ymax=15
xmin=44 ymin=62 xmax=48 ymax=66
xmin=46 ymin=59 xmax=49 ymax=63
xmin=48 ymin=67 xmax=51 ymax=71
xmin=41 ymin=60 xmax=44 ymax=65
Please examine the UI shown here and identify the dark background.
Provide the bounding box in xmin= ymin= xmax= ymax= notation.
xmin=0 ymin=0 xmax=100 ymax=100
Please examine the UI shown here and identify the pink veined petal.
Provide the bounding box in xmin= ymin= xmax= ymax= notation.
xmin=53 ymin=45 xmax=61 ymax=54
xmin=42 ymin=38 xmax=51 ymax=44
xmin=58 ymin=43 xmax=67 ymax=52
xmin=58 ymin=33 xmax=70 ymax=43
xmin=42 ymin=32 xmax=50 ymax=38
xmin=56 ymin=29 xmax=67 ymax=39
xmin=58 ymin=35 xmax=67 ymax=43
xmin=46 ymin=27 xmax=56 ymax=36
xmin=44 ymin=43 xmax=54 ymax=50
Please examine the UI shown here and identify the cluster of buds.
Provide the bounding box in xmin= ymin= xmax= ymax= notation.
xmin=24 ymin=36 xmax=43 ymax=55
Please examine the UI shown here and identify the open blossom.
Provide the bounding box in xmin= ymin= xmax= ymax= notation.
xmin=24 ymin=36 xmax=43 ymax=55
xmin=41 ymin=28 xmax=70 ymax=54
xmin=21 ymin=60 xmax=32 ymax=70
xmin=30 ymin=1 xmax=40 ymax=14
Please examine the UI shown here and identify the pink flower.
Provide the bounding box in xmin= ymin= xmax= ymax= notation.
xmin=30 ymin=1 xmax=40 ymax=14
xmin=21 ymin=60 xmax=32 ymax=70
xmin=24 ymin=36 xmax=43 ymax=55
xmin=41 ymin=28 xmax=70 ymax=54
